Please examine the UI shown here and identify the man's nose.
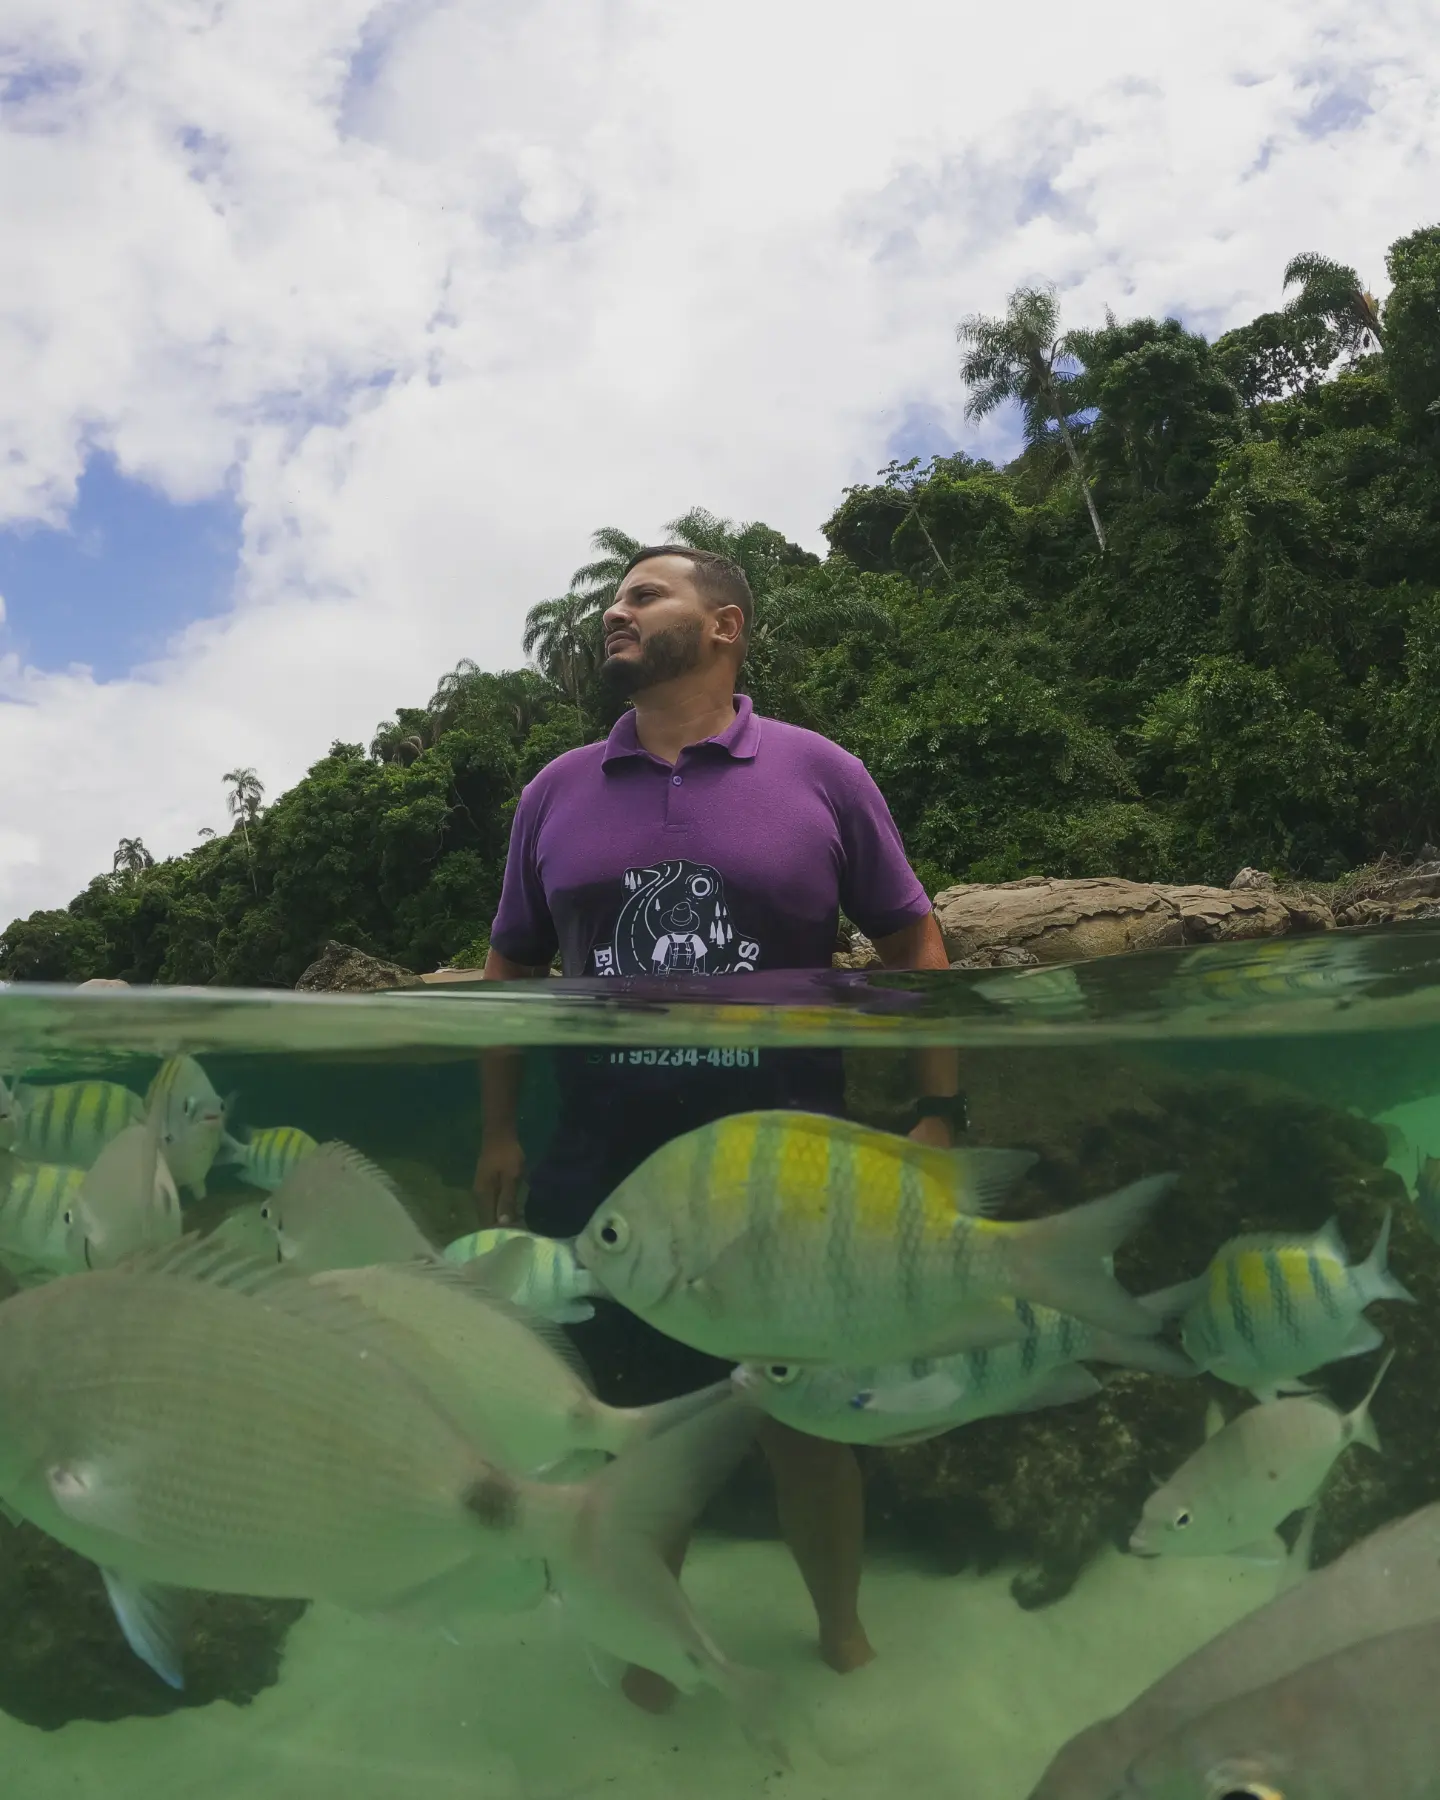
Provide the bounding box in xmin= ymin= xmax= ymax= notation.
xmin=603 ymin=605 xmax=633 ymax=634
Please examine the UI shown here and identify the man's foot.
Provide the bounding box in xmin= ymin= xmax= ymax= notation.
xmin=820 ymin=1622 xmax=876 ymax=1674
xmin=622 ymin=1664 xmax=679 ymax=1713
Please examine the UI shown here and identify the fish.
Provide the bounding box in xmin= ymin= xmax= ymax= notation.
xmin=1415 ymin=1155 xmax=1440 ymax=1244
xmin=576 ymin=1110 xmax=1173 ymax=1365
xmin=734 ymin=1292 xmax=1197 ymax=1446
xmin=218 ymin=1125 xmax=319 ymax=1193
xmin=1119 ymin=1619 xmax=1440 ymax=1800
xmin=1169 ymin=935 xmax=1379 ymax=1008
xmin=1027 ymin=1500 xmax=1440 ymax=1800
xmin=262 ymin=1141 xmax=435 ymax=1271
xmin=0 ymin=1242 xmax=771 ymax=1735
xmin=5 ymin=1080 xmax=145 ymax=1167
xmin=65 ymin=1119 xmax=183 ymax=1270
xmin=309 ymin=1261 xmax=729 ymax=1476
xmin=146 ymin=1057 xmax=225 ymax=1199
xmin=0 ymin=1157 xmax=88 ymax=1284
xmin=208 ymin=1201 xmax=285 ymax=1263
xmin=1130 ymin=1353 xmax=1391 ymax=1562
xmin=1178 ymin=1214 xmax=1412 ymax=1400
xmin=442 ymin=1227 xmax=601 ymax=1323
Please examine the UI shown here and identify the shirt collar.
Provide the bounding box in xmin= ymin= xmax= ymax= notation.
xmin=601 ymin=693 xmax=762 ymax=766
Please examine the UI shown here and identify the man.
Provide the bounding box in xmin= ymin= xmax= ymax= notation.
xmin=475 ymin=546 xmax=961 ymax=1702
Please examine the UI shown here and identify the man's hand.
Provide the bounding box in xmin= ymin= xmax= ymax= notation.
xmin=473 ymin=1135 xmax=527 ymax=1227
xmin=907 ymin=1114 xmax=953 ymax=1151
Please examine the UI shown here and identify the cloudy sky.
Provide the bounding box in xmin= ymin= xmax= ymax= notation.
xmin=0 ymin=0 xmax=1435 ymax=920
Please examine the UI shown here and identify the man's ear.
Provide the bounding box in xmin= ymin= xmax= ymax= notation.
xmin=712 ymin=604 xmax=746 ymax=648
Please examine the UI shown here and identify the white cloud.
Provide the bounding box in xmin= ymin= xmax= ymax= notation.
xmin=0 ymin=0 xmax=1437 ymax=921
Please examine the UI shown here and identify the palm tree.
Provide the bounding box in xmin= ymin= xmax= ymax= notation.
xmin=112 ymin=837 xmax=154 ymax=879
xmin=223 ymin=767 xmax=265 ymax=892
xmin=522 ymin=592 xmax=601 ymax=724
xmin=1283 ymin=252 xmax=1384 ymax=355
xmin=570 ymin=526 xmax=645 ymax=611
xmin=958 ymin=284 xmax=1106 ymax=551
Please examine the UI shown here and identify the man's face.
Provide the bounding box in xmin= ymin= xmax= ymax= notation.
xmin=600 ymin=556 xmax=727 ymax=699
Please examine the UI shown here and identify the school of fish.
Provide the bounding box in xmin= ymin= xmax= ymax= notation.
xmin=0 ymin=1052 xmax=1435 ymax=1767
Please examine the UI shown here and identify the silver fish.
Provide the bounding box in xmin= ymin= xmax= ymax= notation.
xmin=0 ymin=1243 xmax=767 ymax=1727
xmin=1030 ymin=1501 xmax=1440 ymax=1800
xmin=1120 ymin=1619 xmax=1440 ymax=1800
xmin=310 ymin=1261 xmax=729 ymax=1476
xmin=1131 ymin=1355 xmax=1389 ymax=1562
xmin=66 ymin=1119 xmax=182 ymax=1270
xmin=263 ymin=1141 xmax=434 ymax=1271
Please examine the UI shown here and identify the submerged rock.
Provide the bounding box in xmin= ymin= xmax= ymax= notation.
xmin=294 ymin=940 xmax=418 ymax=992
xmin=0 ymin=1524 xmax=304 ymax=1729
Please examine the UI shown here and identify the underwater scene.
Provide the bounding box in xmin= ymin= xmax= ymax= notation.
xmin=3 ymin=929 xmax=1440 ymax=1800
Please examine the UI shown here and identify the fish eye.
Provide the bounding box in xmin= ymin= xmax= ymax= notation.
xmin=1173 ymin=1509 xmax=1192 ymax=1529
xmin=594 ymin=1213 xmax=630 ymax=1252
xmin=259 ymin=1205 xmax=272 ymax=1222
xmin=764 ymin=1364 xmax=799 ymax=1385
xmin=61 ymin=1210 xmax=73 ymax=1227
xmin=1211 ymin=1785 xmax=1284 ymax=1800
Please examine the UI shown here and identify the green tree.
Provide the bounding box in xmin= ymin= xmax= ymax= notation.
xmin=1283 ymin=252 xmax=1384 ymax=355
xmin=1382 ymin=225 xmax=1440 ymax=433
xmin=521 ymin=592 xmax=601 ymax=725
xmin=223 ymin=766 xmax=265 ymax=893
xmin=569 ymin=525 xmax=645 ymax=611
xmin=112 ymin=837 xmax=155 ymax=879
xmin=958 ymin=284 xmax=1106 ymax=551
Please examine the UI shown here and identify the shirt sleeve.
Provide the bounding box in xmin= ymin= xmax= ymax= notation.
xmin=488 ymin=783 xmax=559 ymax=967
xmin=834 ymin=756 xmax=933 ymax=942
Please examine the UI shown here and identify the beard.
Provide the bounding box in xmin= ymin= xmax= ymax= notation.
xmin=598 ymin=618 xmax=706 ymax=699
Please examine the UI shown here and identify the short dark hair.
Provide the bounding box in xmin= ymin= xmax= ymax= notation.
xmin=619 ymin=545 xmax=753 ymax=645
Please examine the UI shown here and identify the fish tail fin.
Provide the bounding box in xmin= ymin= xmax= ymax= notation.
xmin=518 ymin=1398 xmax=780 ymax=1748
xmin=1134 ymin=1277 xmax=1206 ymax=1323
xmin=1007 ymin=1174 xmax=1177 ymax=1337
xmin=598 ymin=1379 xmax=736 ymax=1456
xmin=1348 ymin=1348 xmax=1394 ymax=1454
xmin=1085 ymin=1330 xmax=1198 ymax=1378
xmin=1357 ymin=1211 xmax=1416 ymax=1306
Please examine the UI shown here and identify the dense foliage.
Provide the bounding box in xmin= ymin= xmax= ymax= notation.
xmin=6 ymin=226 xmax=1439 ymax=986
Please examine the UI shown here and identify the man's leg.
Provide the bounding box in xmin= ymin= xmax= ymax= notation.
xmin=760 ymin=1418 xmax=875 ymax=1672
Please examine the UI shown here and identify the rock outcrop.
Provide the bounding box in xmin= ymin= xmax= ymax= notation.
xmin=294 ymin=940 xmax=418 ymax=992
xmin=1332 ymin=860 xmax=1440 ymax=928
xmin=931 ymin=875 xmax=1322 ymax=966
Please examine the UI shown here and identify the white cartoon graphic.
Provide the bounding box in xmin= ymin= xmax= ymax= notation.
xmin=593 ymin=860 xmax=760 ymax=976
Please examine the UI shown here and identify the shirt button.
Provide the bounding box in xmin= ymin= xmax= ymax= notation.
xmin=671 ymin=775 xmax=683 ymax=786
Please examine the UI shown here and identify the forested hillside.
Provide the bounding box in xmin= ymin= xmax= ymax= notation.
xmin=5 ymin=227 xmax=1438 ymax=988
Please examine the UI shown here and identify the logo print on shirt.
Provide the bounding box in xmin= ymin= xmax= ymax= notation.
xmin=593 ymin=860 xmax=760 ymax=976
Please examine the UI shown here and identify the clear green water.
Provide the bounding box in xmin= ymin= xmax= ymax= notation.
xmin=1 ymin=929 xmax=1438 ymax=1799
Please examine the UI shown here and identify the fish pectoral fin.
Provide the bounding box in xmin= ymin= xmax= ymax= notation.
xmin=1228 ymin=1534 xmax=1287 ymax=1567
xmin=584 ymin=1642 xmax=627 ymax=1690
xmin=862 ymin=1371 xmax=965 ymax=1415
xmin=47 ymin=1460 xmax=142 ymax=1535
xmin=101 ymin=1569 xmax=188 ymax=1690
xmin=544 ymin=1301 xmax=596 ymax=1324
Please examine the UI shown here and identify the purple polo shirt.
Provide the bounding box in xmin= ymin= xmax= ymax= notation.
xmin=490 ymin=695 xmax=930 ymax=977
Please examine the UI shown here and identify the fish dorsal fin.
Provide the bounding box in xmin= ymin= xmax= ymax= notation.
xmin=271 ymin=1141 xmax=434 ymax=1244
xmin=332 ymin=1258 xmax=598 ymax=1389
xmin=114 ymin=1233 xmax=287 ymax=1293
xmin=945 ymin=1147 xmax=1039 ymax=1216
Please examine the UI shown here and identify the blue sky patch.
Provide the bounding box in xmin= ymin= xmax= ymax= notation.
xmin=0 ymin=455 xmax=242 ymax=680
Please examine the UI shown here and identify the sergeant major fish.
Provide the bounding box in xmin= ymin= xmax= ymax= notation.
xmin=1131 ymin=1353 xmax=1391 ymax=1563
xmin=219 ymin=1126 xmax=318 ymax=1193
xmin=3 ymin=1081 xmax=144 ymax=1167
xmin=0 ymin=1244 xmax=771 ymax=1741
xmin=1178 ymin=1213 xmax=1411 ymax=1400
xmin=0 ymin=1158 xmax=87 ymax=1284
xmin=443 ymin=1228 xmax=601 ymax=1323
xmin=146 ymin=1057 xmax=225 ymax=1200
xmin=735 ymin=1293 xmax=1196 ymax=1446
xmin=577 ymin=1110 xmax=1175 ymax=1366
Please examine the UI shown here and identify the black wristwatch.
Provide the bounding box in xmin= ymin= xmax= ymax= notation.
xmin=910 ymin=1094 xmax=969 ymax=1134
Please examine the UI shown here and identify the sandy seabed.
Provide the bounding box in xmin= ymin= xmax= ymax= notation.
xmin=0 ymin=1538 xmax=1280 ymax=1800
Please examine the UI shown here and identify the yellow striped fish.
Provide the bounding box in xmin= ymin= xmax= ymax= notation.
xmin=1180 ymin=1213 xmax=1412 ymax=1402
xmin=0 ymin=1158 xmax=87 ymax=1284
xmin=443 ymin=1227 xmax=600 ymax=1322
xmin=8 ymin=1082 xmax=144 ymax=1168
xmin=577 ymin=1110 xmax=1174 ymax=1365
xmin=223 ymin=1126 xmax=319 ymax=1193
xmin=735 ymin=1290 xmax=1196 ymax=1445
xmin=146 ymin=1056 xmax=224 ymax=1199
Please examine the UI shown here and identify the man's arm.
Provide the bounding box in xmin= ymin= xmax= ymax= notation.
xmin=872 ymin=912 xmax=962 ymax=1150
xmin=474 ymin=946 xmax=549 ymax=1226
